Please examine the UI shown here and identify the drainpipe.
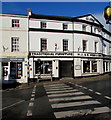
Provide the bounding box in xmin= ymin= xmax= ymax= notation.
xmin=72 ymin=20 xmax=75 ymax=78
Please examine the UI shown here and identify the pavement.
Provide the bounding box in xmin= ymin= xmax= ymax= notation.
xmin=2 ymin=73 xmax=111 ymax=91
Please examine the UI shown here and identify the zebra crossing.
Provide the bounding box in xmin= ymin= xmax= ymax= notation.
xmin=44 ymin=83 xmax=111 ymax=119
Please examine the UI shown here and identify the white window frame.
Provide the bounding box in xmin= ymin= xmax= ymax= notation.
xmin=12 ymin=19 xmax=20 ymax=28
xmin=63 ymin=39 xmax=68 ymax=51
xmin=11 ymin=37 xmax=19 ymax=52
xmin=83 ymin=40 xmax=88 ymax=52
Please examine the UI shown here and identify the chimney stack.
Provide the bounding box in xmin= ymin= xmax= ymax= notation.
xmin=27 ymin=8 xmax=32 ymax=16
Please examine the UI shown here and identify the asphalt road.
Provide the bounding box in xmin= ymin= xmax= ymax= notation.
xmin=2 ymin=77 xmax=111 ymax=120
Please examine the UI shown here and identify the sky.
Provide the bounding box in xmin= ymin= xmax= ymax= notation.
xmin=1 ymin=2 xmax=111 ymax=31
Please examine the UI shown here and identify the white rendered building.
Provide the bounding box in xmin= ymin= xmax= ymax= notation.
xmin=0 ymin=14 xmax=28 ymax=83
xmin=0 ymin=10 xmax=111 ymax=83
xmin=28 ymin=10 xmax=111 ymax=80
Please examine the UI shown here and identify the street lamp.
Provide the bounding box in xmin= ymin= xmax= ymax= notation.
xmin=103 ymin=6 xmax=111 ymax=24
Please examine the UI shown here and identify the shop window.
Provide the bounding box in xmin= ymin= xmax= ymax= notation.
xmin=63 ymin=39 xmax=68 ymax=51
xmin=83 ymin=61 xmax=90 ymax=73
xmin=12 ymin=19 xmax=20 ymax=28
xmin=10 ymin=62 xmax=22 ymax=79
xmin=103 ymin=61 xmax=105 ymax=72
xmin=106 ymin=62 xmax=109 ymax=71
xmin=92 ymin=61 xmax=97 ymax=72
xmin=41 ymin=38 xmax=47 ymax=51
xmin=35 ymin=61 xmax=52 ymax=74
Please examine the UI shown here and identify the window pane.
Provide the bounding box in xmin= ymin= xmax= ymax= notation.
xmin=63 ymin=39 xmax=68 ymax=51
xmin=41 ymin=22 xmax=46 ymax=28
xmin=12 ymin=19 xmax=20 ymax=28
xmin=11 ymin=37 xmax=19 ymax=52
xmin=41 ymin=38 xmax=47 ymax=51
xmin=83 ymin=40 xmax=87 ymax=51
xmin=83 ymin=61 xmax=90 ymax=73
xmin=35 ymin=61 xmax=52 ymax=74
xmin=63 ymin=23 xmax=68 ymax=30
xmin=92 ymin=61 xmax=97 ymax=72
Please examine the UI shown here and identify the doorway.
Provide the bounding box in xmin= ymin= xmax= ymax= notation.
xmin=59 ymin=61 xmax=73 ymax=78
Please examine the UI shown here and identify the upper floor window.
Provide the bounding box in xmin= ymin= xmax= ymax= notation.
xmin=109 ymin=47 xmax=111 ymax=55
xmin=12 ymin=19 xmax=20 ymax=28
xmin=94 ymin=27 xmax=97 ymax=33
xmin=63 ymin=23 xmax=68 ymax=30
xmin=82 ymin=24 xmax=87 ymax=31
xmin=41 ymin=38 xmax=47 ymax=51
xmin=11 ymin=37 xmax=19 ymax=52
xmin=95 ymin=42 xmax=98 ymax=53
xmin=63 ymin=39 xmax=68 ymax=51
xmin=83 ymin=40 xmax=87 ymax=52
xmin=41 ymin=22 xmax=47 ymax=29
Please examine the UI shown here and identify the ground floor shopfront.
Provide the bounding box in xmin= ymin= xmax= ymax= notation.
xmin=1 ymin=57 xmax=28 ymax=83
xmin=1 ymin=53 xmax=111 ymax=83
xmin=29 ymin=52 xmax=111 ymax=80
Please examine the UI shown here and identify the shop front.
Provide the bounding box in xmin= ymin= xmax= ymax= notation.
xmin=2 ymin=58 xmax=25 ymax=83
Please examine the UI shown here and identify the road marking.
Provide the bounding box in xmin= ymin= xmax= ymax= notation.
xmin=49 ymin=95 xmax=92 ymax=102
xmin=27 ymin=110 xmax=32 ymax=116
xmin=1 ymin=100 xmax=25 ymax=111
xmin=83 ymin=87 xmax=87 ymax=90
xmin=88 ymin=89 xmax=93 ymax=92
xmin=30 ymin=98 xmax=35 ymax=101
xmin=31 ymin=94 xmax=35 ymax=97
xmin=54 ymin=106 xmax=110 ymax=118
xmin=45 ymin=87 xmax=74 ymax=92
xmin=52 ymin=100 xmax=101 ymax=108
xmin=27 ymin=85 xmax=36 ymax=117
xmin=29 ymin=102 xmax=34 ymax=107
xmin=45 ymin=84 xmax=65 ymax=87
xmin=95 ymin=92 xmax=102 ymax=95
xmin=32 ymin=91 xmax=35 ymax=94
xmin=104 ymin=96 xmax=111 ymax=100
xmin=46 ymin=89 xmax=78 ymax=94
xmin=44 ymin=85 xmax=70 ymax=89
xmin=48 ymin=92 xmax=84 ymax=97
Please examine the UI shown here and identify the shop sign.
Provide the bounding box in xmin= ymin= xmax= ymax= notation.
xmin=30 ymin=52 xmax=73 ymax=56
xmin=0 ymin=58 xmax=24 ymax=62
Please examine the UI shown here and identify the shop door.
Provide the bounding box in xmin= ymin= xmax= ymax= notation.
xmin=3 ymin=66 xmax=9 ymax=80
xmin=59 ymin=61 xmax=73 ymax=78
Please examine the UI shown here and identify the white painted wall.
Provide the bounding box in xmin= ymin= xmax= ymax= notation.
xmin=29 ymin=31 xmax=73 ymax=52
xmin=29 ymin=19 xmax=73 ymax=30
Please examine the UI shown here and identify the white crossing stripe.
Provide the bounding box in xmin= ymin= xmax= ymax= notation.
xmin=89 ymin=89 xmax=93 ymax=92
xmin=49 ymin=95 xmax=92 ymax=102
xmin=104 ymin=96 xmax=111 ymax=100
xmin=52 ymin=100 xmax=101 ymax=108
xmin=83 ymin=87 xmax=87 ymax=89
xmin=46 ymin=89 xmax=79 ymax=94
xmin=44 ymin=85 xmax=70 ymax=89
xmin=45 ymin=84 xmax=65 ymax=87
xmin=54 ymin=107 xmax=111 ymax=118
xmin=95 ymin=92 xmax=102 ymax=95
xmin=48 ymin=92 xmax=84 ymax=97
xmin=45 ymin=87 xmax=74 ymax=91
